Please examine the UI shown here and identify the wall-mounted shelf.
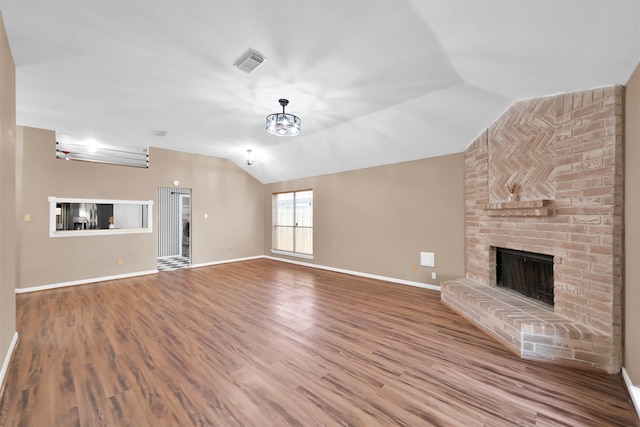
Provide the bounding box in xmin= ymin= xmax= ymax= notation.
xmin=482 ymin=199 xmax=554 ymax=217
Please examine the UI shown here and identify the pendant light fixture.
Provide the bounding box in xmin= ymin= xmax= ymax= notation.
xmin=266 ymin=99 xmax=301 ymax=137
xmin=245 ymin=149 xmax=256 ymax=165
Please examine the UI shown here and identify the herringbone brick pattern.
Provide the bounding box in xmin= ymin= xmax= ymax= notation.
xmin=488 ymin=97 xmax=556 ymax=202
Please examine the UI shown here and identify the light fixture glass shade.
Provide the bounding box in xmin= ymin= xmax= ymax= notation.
xmin=245 ymin=149 xmax=256 ymax=165
xmin=266 ymin=99 xmax=301 ymax=136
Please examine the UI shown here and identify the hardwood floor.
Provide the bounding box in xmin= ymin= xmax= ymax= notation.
xmin=0 ymin=258 xmax=637 ymax=426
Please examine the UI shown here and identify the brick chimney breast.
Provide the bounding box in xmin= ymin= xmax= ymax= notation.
xmin=441 ymin=86 xmax=624 ymax=374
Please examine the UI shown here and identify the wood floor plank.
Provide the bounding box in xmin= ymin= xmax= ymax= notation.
xmin=0 ymin=259 xmax=637 ymax=426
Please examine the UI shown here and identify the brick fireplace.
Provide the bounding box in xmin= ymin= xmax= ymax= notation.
xmin=441 ymin=86 xmax=624 ymax=373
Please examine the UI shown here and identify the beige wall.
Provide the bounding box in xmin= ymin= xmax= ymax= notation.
xmin=17 ymin=126 xmax=264 ymax=288
xmin=625 ymin=62 xmax=640 ymax=383
xmin=264 ymin=153 xmax=465 ymax=285
xmin=0 ymin=12 xmax=16 ymax=377
xmin=18 ymin=126 xmax=464 ymax=291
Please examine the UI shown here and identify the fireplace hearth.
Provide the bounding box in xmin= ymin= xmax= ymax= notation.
xmin=496 ymin=248 xmax=554 ymax=306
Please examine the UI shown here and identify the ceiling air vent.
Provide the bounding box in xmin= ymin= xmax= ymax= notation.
xmin=233 ymin=48 xmax=266 ymax=73
xmin=152 ymin=129 xmax=167 ymax=137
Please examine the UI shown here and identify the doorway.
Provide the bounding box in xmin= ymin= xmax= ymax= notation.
xmin=157 ymin=187 xmax=191 ymax=271
xmin=179 ymin=194 xmax=190 ymax=257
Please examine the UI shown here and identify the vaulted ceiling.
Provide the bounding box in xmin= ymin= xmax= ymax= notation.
xmin=0 ymin=1 xmax=638 ymax=183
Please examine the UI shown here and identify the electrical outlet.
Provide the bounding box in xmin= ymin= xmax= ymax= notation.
xmin=431 ymin=272 xmax=437 ymax=280
xmin=117 ymin=258 xmax=123 ymax=265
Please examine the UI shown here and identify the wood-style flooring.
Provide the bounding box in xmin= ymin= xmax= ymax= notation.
xmin=0 ymin=258 xmax=637 ymax=426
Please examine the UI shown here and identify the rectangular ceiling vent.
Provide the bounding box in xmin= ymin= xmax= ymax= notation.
xmin=233 ymin=48 xmax=266 ymax=73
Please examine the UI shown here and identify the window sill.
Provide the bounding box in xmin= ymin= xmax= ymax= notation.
xmin=50 ymin=228 xmax=152 ymax=238
xmin=271 ymin=249 xmax=314 ymax=260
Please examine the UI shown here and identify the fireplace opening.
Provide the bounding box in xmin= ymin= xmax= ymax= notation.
xmin=496 ymin=248 xmax=554 ymax=306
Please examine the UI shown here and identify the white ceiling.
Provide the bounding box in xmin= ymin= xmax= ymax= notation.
xmin=0 ymin=1 xmax=638 ymax=183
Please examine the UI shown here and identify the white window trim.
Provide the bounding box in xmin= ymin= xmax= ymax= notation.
xmin=272 ymin=189 xmax=313 ymax=256
xmin=48 ymin=197 xmax=153 ymax=238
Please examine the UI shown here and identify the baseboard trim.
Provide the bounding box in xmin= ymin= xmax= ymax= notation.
xmin=15 ymin=270 xmax=159 ymax=294
xmin=14 ymin=255 xmax=439 ymax=294
xmin=0 ymin=332 xmax=19 ymax=398
xmin=264 ymin=256 xmax=441 ymax=291
xmin=622 ymin=367 xmax=640 ymax=420
xmin=190 ymin=255 xmax=264 ymax=269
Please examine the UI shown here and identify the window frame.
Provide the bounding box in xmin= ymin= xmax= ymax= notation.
xmin=48 ymin=197 xmax=153 ymax=238
xmin=271 ymin=189 xmax=313 ymax=259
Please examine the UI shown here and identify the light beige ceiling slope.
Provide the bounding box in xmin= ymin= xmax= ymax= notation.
xmin=0 ymin=1 xmax=638 ymax=183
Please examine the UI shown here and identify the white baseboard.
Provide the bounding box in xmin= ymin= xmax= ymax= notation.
xmin=15 ymin=270 xmax=158 ymax=294
xmin=14 ymin=255 xmax=266 ymax=294
xmin=0 ymin=332 xmax=18 ymax=395
xmin=190 ymin=255 xmax=264 ymax=269
xmin=622 ymin=367 xmax=640 ymax=420
xmin=15 ymin=255 xmax=439 ymax=294
xmin=264 ymin=255 xmax=441 ymax=291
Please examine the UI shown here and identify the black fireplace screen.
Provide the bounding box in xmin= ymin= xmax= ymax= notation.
xmin=496 ymin=248 xmax=554 ymax=306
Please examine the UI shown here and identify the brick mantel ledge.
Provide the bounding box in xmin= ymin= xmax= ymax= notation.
xmin=481 ymin=199 xmax=554 ymax=217
xmin=441 ymin=278 xmax=616 ymax=373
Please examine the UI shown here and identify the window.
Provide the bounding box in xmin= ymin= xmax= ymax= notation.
xmin=272 ymin=190 xmax=313 ymax=257
xmin=48 ymin=197 xmax=153 ymax=237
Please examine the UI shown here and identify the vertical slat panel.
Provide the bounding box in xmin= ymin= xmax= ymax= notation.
xmin=158 ymin=187 xmax=190 ymax=257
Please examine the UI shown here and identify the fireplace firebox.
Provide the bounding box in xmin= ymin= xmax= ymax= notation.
xmin=496 ymin=248 xmax=554 ymax=306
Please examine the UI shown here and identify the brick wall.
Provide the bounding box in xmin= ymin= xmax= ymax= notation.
xmin=444 ymin=86 xmax=624 ymax=372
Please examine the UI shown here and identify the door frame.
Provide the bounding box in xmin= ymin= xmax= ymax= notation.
xmin=179 ymin=193 xmax=191 ymax=258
